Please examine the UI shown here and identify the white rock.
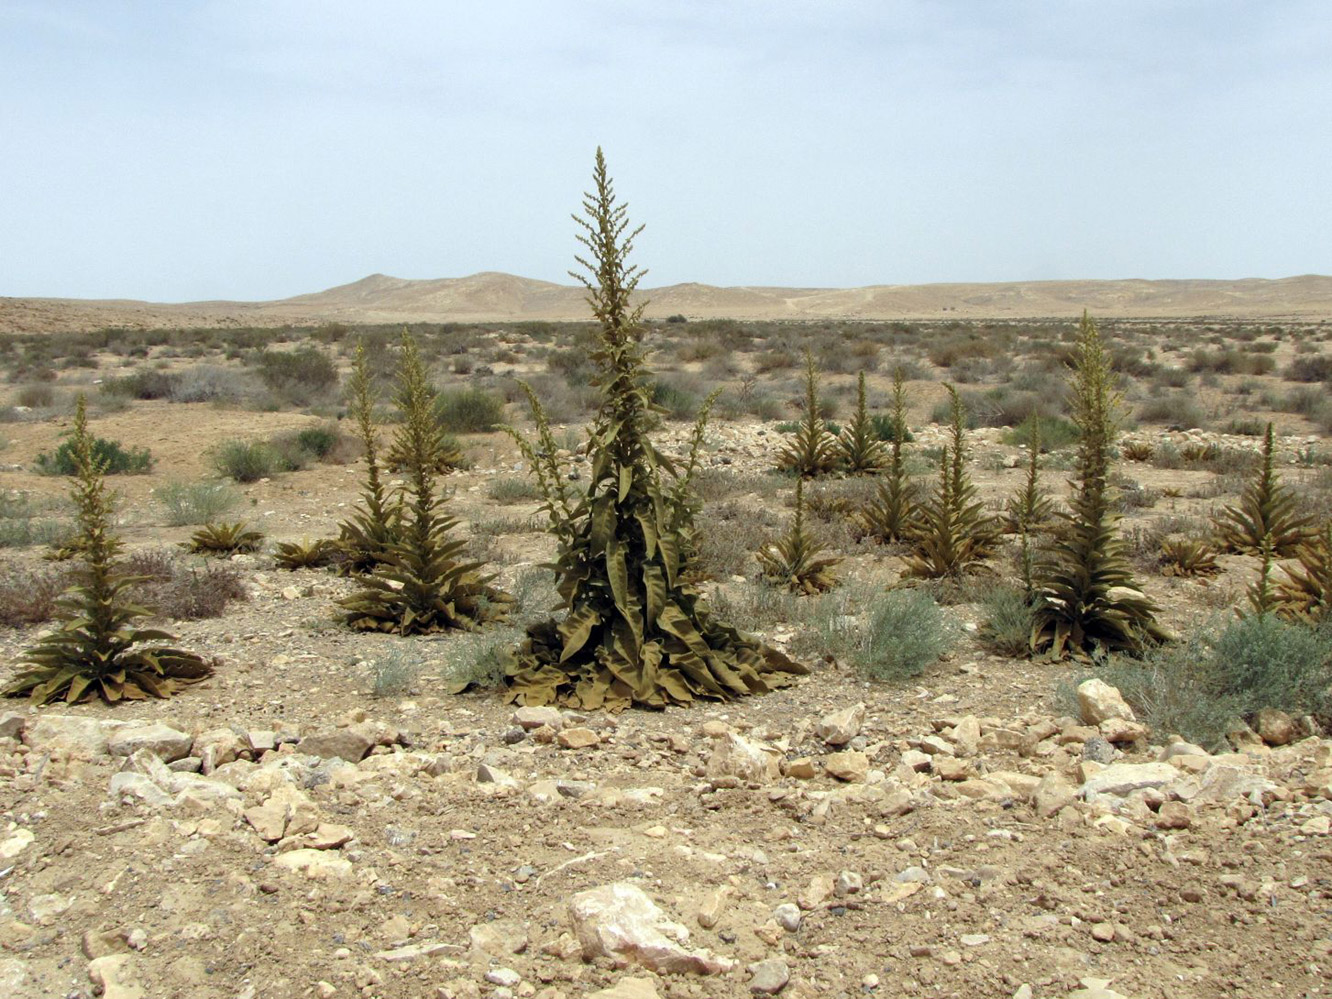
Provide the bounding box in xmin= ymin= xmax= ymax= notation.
xmin=816 ymin=703 xmax=866 ymax=746
xmin=109 ymin=772 xmax=175 ymax=807
xmin=272 ymin=848 xmax=353 ymax=878
xmin=1078 ymin=762 xmax=1177 ymax=799
xmin=0 ymin=829 xmax=35 ymax=860
xmin=568 ymin=882 xmax=734 ymax=975
xmin=587 ymin=978 xmax=661 ymax=999
xmin=706 ymin=733 xmax=781 ymax=783
xmin=512 ymin=706 xmax=563 ymax=730
xmin=950 ymin=715 xmax=981 ymax=757
xmin=1077 ymin=679 xmax=1136 ymax=726
xmin=1033 ymin=773 xmax=1077 ymax=817
xmin=24 ymin=715 xmax=121 ymax=757
xmin=107 ymin=723 xmax=193 ymax=763
xmin=87 ymin=954 xmax=146 ymax=999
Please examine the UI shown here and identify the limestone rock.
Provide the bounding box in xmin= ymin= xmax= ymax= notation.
xmin=1255 ymin=708 xmax=1296 ymax=746
xmin=272 ymin=848 xmax=353 ymax=878
xmin=0 ymin=829 xmax=35 ymax=860
xmin=568 ymin=882 xmax=733 ymax=975
xmin=824 ymin=750 xmax=868 ymax=783
xmin=949 ymin=715 xmax=981 ymax=757
xmin=469 ymin=919 xmax=529 ymax=958
xmin=1077 ymin=679 xmax=1135 ymax=726
xmin=107 ymin=722 xmax=193 ymax=763
xmin=87 ymin=954 xmax=146 ymax=999
xmin=512 ymin=706 xmax=563 ymax=730
xmin=0 ymin=712 xmax=25 ymax=740
xmin=1098 ymin=718 xmax=1149 ymax=745
xmin=816 ymin=703 xmax=865 ymax=746
xmin=1078 ymin=762 xmax=1177 ymax=799
xmin=298 ymin=727 xmax=376 ymax=762
xmin=557 ymin=727 xmax=600 ymax=749
xmin=108 ymin=772 xmax=174 ymax=807
xmin=1033 ymin=773 xmax=1076 ymax=818
xmin=244 ymin=784 xmax=320 ymax=842
xmin=1192 ymin=763 xmax=1278 ymax=804
xmin=24 ymin=715 xmax=120 ymax=757
xmin=748 ymin=957 xmax=790 ymax=994
xmin=707 ymin=733 xmax=781 ymax=783
xmin=587 ymin=979 xmax=661 ymax=999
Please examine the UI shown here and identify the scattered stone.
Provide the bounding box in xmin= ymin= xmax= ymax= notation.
xmin=901 ymin=749 xmax=932 ymax=772
xmin=933 ymin=757 xmax=974 ymax=781
xmin=1098 ymin=718 xmax=1149 ymax=745
xmin=298 ymin=727 xmax=376 ymax=763
xmin=784 ymin=757 xmax=817 ymax=779
xmin=824 ymin=750 xmax=868 ymax=783
xmin=557 ymin=727 xmax=600 ymax=749
xmin=949 ymin=715 xmax=980 ymax=757
xmin=0 ymin=712 xmax=26 ymax=740
xmin=1081 ymin=736 xmax=1116 ymax=763
xmin=1155 ymin=801 xmax=1193 ymax=829
xmin=772 ymin=903 xmax=802 ymax=932
xmin=568 ymin=882 xmax=733 ymax=975
xmin=1192 ymin=764 xmax=1278 ymax=804
xmin=0 ymin=829 xmax=34 ymax=860
xmin=748 ymin=957 xmax=790 ymax=994
xmin=707 ymin=733 xmax=781 ymax=783
xmin=834 ymin=870 xmax=863 ymax=896
xmin=513 ymin=706 xmax=563 ymax=730
xmin=697 ymin=888 xmax=730 ymax=929
xmin=815 ymin=703 xmax=865 ymax=746
xmin=797 ymin=873 xmax=834 ymax=910
xmin=1079 ymin=762 xmax=1177 ymax=799
xmin=25 ymin=714 xmax=119 ymax=757
xmin=959 ymin=933 xmax=990 ymax=947
xmin=272 ymin=848 xmax=353 ymax=878
xmin=476 ymin=762 xmax=520 ymax=787
xmin=587 ymin=978 xmax=660 ymax=999
xmin=1090 ymin=922 xmax=1115 ymax=942
xmin=484 ymin=968 xmax=522 ymax=987
xmin=1255 ymin=708 xmax=1296 ymax=746
xmin=918 ymin=735 xmax=954 ymax=756
xmin=87 ymin=954 xmax=146 ymax=999
xmin=244 ymin=784 xmax=320 ymax=842
xmin=1067 ymin=978 xmax=1130 ymax=999
xmin=1077 ymin=679 xmax=1135 ymax=725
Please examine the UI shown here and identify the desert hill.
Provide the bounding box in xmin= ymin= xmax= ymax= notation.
xmin=3 ymin=272 xmax=1331 ymax=333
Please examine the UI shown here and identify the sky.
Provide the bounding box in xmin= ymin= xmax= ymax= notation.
xmin=1 ymin=1 xmax=1329 ymax=302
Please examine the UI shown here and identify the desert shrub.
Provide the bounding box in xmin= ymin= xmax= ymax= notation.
xmin=254 ymin=346 xmax=339 ymax=406
xmin=1001 ymin=413 xmax=1079 ymax=450
xmin=368 ymin=646 xmax=422 ymax=697
xmin=35 ymin=436 xmax=153 ymax=476
xmin=757 ymin=478 xmax=841 ymax=594
xmin=869 ymin=413 xmax=913 ymax=442
xmin=651 ymin=378 xmax=702 ymax=421
xmin=99 ymin=369 xmax=179 ymax=400
xmin=0 ymin=566 xmax=71 ymax=626
xmin=1137 ymin=393 xmax=1206 ymax=428
xmin=1284 ymin=354 xmax=1332 ymax=383
xmin=486 ymin=476 xmax=544 ymax=504
xmin=859 ymin=589 xmax=955 ymax=681
xmin=16 ymin=383 xmax=55 ymax=408
xmin=0 ymin=492 xmax=68 ymax=548
xmin=155 ymin=480 xmax=240 ymax=526
xmin=776 ymin=350 xmax=838 ymax=477
xmin=1103 ymin=614 xmax=1332 ymax=748
xmin=211 ymin=439 xmax=281 ymax=482
xmin=434 ymin=386 xmax=505 ymax=433
xmin=125 ymin=551 xmax=248 ymax=619
xmin=980 ymin=585 xmax=1037 ymax=656
xmin=1214 ymin=424 xmax=1314 ymax=556
xmin=169 ymin=365 xmax=247 ymax=404
xmin=1224 ymin=417 xmax=1266 ymax=436
xmin=267 ymin=424 xmax=351 ymax=471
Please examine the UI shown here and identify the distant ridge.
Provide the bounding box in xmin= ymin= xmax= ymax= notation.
xmin=3 ymin=272 xmax=1331 ymax=333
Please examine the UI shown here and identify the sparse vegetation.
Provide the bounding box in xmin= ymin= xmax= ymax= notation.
xmin=184 ymin=521 xmax=265 ymax=556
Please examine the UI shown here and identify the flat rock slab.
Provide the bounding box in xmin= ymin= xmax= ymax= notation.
xmin=568 ymin=882 xmax=734 ymax=975
xmin=1079 ymin=762 xmax=1177 ymax=799
xmin=107 ymin=723 xmax=193 ymax=763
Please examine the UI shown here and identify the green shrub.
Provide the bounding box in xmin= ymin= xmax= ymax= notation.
xmin=1284 ymin=354 xmax=1332 ymax=383
xmin=1137 ymin=393 xmax=1206 ymax=428
xmin=486 ymin=476 xmax=545 ymax=504
xmin=155 ymin=480 xmax=240 ymax=526
xmin=0 ymin=492 xmax=67 ymax=548
xmin=1103 ymin=614 xmax=1332 ymax=749
xmin=100 ymin=370 xmax=179 ymax=400
xmin=254 ymin=346 xmax=339 ymax=405
xmin=1001 ymin=413 xmax=1079 ymax=450
xmin=860 ymin=589 xmax=955 ymax=681
xmin=35 ymin=436 xmax=153 ymax=476
xmin=16 ymin=383 xmax=55 ymax=408
xmin=870 ymin=413 xmax=913 ymax=443
xmin=211 ymin=439 xmax=281 ymax=482
xmin=651 ymin=379 xmax=700 ymax=421
xmin=981 ymin=585 xmax=1037 ymax=656
xmin=434 ymin=386 xmax=505 ymax=433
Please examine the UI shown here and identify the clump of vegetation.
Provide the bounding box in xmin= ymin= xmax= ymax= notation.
xmin=334 ymin=339 xmax=404 ymax=574
xmin=273 ymin=538 xmax=341 ymax=570
xmin=501 ymin=149 xmax=806 ymax=710
xmin=340 ymin=331 xmax=511 ymax=634
xmin=211 ymin=439 xmax=282 ymax=483
xmin=0 ymin=491 xmax=68 ymax=549
xmin=124 ymin=550 xmax=248 ymax=620
xmin=254 ymin=345 xmax=339 ymax=406
xmin=434 ymin=386 xmax=505 ymax=433
xmin=1006 ymin=419 xmax=1055 ymax=597
xmin=777 ymin=349 xmax=838 ymax=478
xmin=1273 ymin=522 xmax=1332 ymax=624
xmin=1159 ymin=536 xmax=1221 ymax=577
xmin=184 ymin=521 xmax=265 ymax=556
xmin=858 ymin=589 xmax=955 ymax=681
xmin=836 ymin=371 xmax=887 ymax=474
xmin=1103 ymin=612 xmax=1332 ymax=749
xmin=35 ymin=434 xmax=153 ymax=476
xmin=0 ymin=566 xmax=71 ymax=626
xmin=902 ymin=385 xmax=995 ymax=580
xmin=155 ymin=480 xmax=240 ymax=526
xmin=980 ymin=584 xmax=1037 ymax=657
xmin=3 ymin=397 xmax=214 ymax=704
xmin=854 ymin=368 xmax=918 ymax=543
xmin=1214 ymin=423 xmax=1313 ymax=556
xmin=757 ymin=478 xmax=841 ymax=594
xmin=1030 ymin=313 xmax=1166 ymax=658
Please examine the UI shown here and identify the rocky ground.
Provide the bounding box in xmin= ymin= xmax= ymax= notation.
xmin=1 ymin=660 xmax=1329 ymax=999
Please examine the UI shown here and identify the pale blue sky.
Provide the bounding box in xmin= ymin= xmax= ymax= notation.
xmin=2 ymin=1 xmax=1328 ymax=301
